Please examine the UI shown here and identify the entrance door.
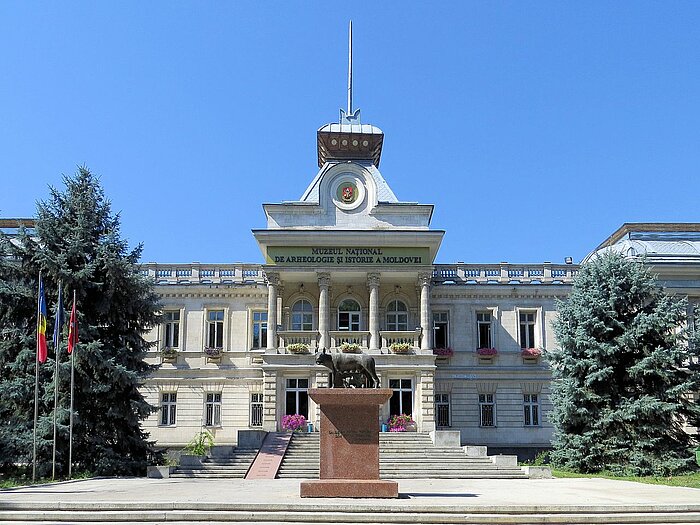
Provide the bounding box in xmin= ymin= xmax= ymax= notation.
xmin=285 ymin=378 xmax=309 ymax=417
xmin=389 ymin=378 xmax=413 ymax=417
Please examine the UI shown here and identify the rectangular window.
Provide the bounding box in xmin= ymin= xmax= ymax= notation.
xmin=285 ymin=378 xmax=309 ymax=418
xmin=252 ymin=311 xmax=267 ymax=349
xmin=435 ymin=393 xmax=450 ymax=427
xmin=479 ymin=393 xmax=495 ymax=427
xmin=477 ymin=312 xmax=492 ymax=349
xmin=519 ymin=312 xmax=536 ymax=349
xmin=207 ymin=310 xmax=224 ymax=349
xmin=205 ymin=392 xmax=222 ymax=426
xmin=524 ymin=394 xmax=539 ymax=426
xmin=160 ymin=392 xmax=176 ymax=426
xmin=250 ymin=393 xmax=263 ymax=427
xmin=389 ymin=378 xmax=413 ymax=417
xmin=433 ymin=311 xmax=449 ymax=348
xmin=163 ymin=310 xmax=180 ymax=348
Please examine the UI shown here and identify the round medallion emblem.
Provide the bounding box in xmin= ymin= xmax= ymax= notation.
xmin=331 ymin=173 xmax=365 ymax=211
xmin=338 ymin=182 xmax=358 ymax=204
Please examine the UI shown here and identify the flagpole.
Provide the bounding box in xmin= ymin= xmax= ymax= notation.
xmin=52 ymin=282 xmax=61 ymax=481
xmin=68 ymin=290 xmax=76 ymax=479
xmin=32 ymin=272 xmax=41 ymax=482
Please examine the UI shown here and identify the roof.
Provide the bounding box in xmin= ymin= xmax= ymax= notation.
xmin=584 ymin=223 xmax=700 ymax=264
xmin=317 ymin=123 xmax=384 ymax=167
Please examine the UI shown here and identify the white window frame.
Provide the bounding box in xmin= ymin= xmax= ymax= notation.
xmin=160 ymin=392 xmax=177 ymax=426
xmin=435 ymin=392 xmax=450 ymax=428
xmin=291 ymin=299 xmax=313 ymax=331
xmin=476 ymin=311 xmax=492 ymax=349
xmin=206 ymin=309 xmax=225 ymax=350
xmin=386 ymin=299 xmax=408 ymax=331
xmin=162 ymin=310 xmax=181 ymax=349
xmin=205 ymin=392 xmax=222 ymax=427
xmin=285 ymin=378 xmax=309 ymax=417
xmin=519 ymin=311 xmax=537 ymax=349
xmin=433 ymin=311 xmax=449 ymax=349
xmin=251 ymin=309 xmax=268 ymax=349
xmin=250 ymin=392 xmax=263 ymax=427
xmin=479 ymin=393 xmax=495 ymax=427
xmin=338 ymin=299 xmax=361 ymax=331
xmin=524 ymin=393 xmax=540 ymax=426
xmin=389 ymin=378 xmax=414 ymax=416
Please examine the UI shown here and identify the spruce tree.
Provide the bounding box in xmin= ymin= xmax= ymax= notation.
xmin=550 ymin=252 xmax=700 ymax=475
xmin=0 ymin=167 xmax=162 ymax=477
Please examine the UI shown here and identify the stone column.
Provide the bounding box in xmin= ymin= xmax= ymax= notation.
xmin=367 ymin=272 xmax=381 ymax=351
xmin=317 ymin=272 xmax=331 ymax=350
xmin=266 ymin=272 xmax=279 ymax=352
xmin=418 ymin=272 xmax=432 ymax=351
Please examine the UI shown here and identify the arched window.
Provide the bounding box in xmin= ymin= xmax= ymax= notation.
xmin=338 ymin=299 xmax=361 ymax=331
xmin=386 ymin=300 xmax=408 ymax=331
xmin=291 ymin=299 xmax=313 ymax=331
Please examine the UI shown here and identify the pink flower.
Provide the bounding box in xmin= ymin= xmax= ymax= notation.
xmin=433 ymin=347 xmax=454 ymax=357
xmin=281 ymin=414 xmax=307 ymax=431
xmin=476 ymin=347 xmax=498 ymax=356
xmin=521 ymin=348 xmax=542 ymax=357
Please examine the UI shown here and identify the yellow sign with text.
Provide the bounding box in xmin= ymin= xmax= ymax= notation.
xmin=267 ymin=247 xmax=430 ymax=266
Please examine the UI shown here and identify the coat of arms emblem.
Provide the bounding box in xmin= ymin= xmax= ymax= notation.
xmin=341 ymin=185 xmax=354 ymax=202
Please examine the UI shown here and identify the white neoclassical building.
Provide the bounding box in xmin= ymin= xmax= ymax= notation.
xmin=139 ymin=108 xmax=700 ymax=457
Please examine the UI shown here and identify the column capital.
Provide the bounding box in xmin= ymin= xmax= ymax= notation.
xmin=367 ymin=272 xmax=381 ymax=288
xmin=265 ymin=271 xmax=280 ymax=287
xmin=317 ymin=271 xmax=331 ymax=288
xmin=418 ymin=271 xmax=432 ymax=288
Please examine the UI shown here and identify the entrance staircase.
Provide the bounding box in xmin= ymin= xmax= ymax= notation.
xmin=277 ymin=432 xmax=527 ymax=479
xmin=170 ymin=446 xmax=259 ymax=478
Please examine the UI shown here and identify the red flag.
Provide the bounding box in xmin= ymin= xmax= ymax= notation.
xmin=37 ymin=277 xmax=48 ymax=363
xmin=67 ymin=297 xmax=78 ymax=354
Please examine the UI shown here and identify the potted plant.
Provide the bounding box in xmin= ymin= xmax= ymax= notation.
xmin=389 ymin=342 xmax=413 ymax=354
xmin=180 ymin=429 xmax=215 ymax=467
xmin=287 ymin=342 xmax=310 ymax=354
xmin=281 ymin=413 xmax=307 ymax=432
xmin=388 ymin=414 xmax=416 ymax=432
xmin=340 ymin=342 xmax=361 ymax=353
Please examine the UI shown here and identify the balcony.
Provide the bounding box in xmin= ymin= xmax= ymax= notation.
xmin=380 ymin=329 xmax=421 ymax=354
xmin=330 ymin=331 xmax=369 ymax=350
xmin=278 ymin=331 xmax=319 ymax=354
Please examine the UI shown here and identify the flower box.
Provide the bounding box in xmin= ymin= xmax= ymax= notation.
xmin=340 ymin=342 xmax=362 ymax=353
xmin=161 ymin=347 xmax=178 ymax=361
xmin=433 ymin=347 xmax=454 ymax=357
xmin=204 ymin=347 xmax=222 ymax=362
xmin=476 ymin=348 xmax=498 ymax=356
xmin=521 ymin=348 xmax=542 ymax=358
xmin=389 ymin=342 xmax=413 ymax=354
xmin=287 ymin=343 xmax=310 ymax=354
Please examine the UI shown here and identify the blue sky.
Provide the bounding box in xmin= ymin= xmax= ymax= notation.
xmin=1 ymin=2 xmax=699 ymax=265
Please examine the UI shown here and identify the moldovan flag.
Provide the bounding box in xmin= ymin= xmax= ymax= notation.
xmin=37 ymin=277 xmax=48 ymax=363
xmin=67 ymin=297 xmax=78 ymax=354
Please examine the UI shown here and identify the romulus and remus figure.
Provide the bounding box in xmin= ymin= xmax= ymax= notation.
xmin=315 ymin=348 xmax=380 ymax=388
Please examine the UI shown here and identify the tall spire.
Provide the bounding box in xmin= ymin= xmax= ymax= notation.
xmin=347 ymin=20 xmax=353 ymax=115
xmin=340 ymin=20 xmax=360 ymax=124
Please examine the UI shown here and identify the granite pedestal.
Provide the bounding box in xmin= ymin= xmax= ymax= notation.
xmin=300 ymin=388 xmax=398 ymax=498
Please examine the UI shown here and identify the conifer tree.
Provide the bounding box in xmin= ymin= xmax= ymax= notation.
xmin=550 ymin=252 xmax=700 ymax=475
xmin=0 ymin=167 xmax=162 ymax=477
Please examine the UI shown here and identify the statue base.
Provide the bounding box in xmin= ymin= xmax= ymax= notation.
xmin=300 ymin=388 xmax=398 ymax=498
xmin=300 ymin=479 xmax=398 ymax=498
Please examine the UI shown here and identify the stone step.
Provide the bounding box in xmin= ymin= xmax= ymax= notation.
xmin=3 ymin=500 xmax=699 ymax=524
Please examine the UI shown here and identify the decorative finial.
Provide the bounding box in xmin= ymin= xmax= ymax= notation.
xmin=340 ymin=20 xmax=361 ymax=124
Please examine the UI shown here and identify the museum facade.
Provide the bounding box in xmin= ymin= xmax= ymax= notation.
xmin=139 ymin=111 xmax=700 ymax=455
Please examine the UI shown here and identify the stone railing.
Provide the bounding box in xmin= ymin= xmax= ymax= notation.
xmin=330 ymin=331 xmax=370 ymax=350
xmin=432 ymin=263 xmax=578 ymax=285
xmin=278 ymin=331 xmax=319 ymax=353
xmin=380 ymin=329 xmax=421 ymax=350
xmin=140 ymin=263 xmax=265 ymax=285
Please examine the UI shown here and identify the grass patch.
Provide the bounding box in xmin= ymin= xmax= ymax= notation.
xmin=551 ymin=469 xmax=700 ymax=489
